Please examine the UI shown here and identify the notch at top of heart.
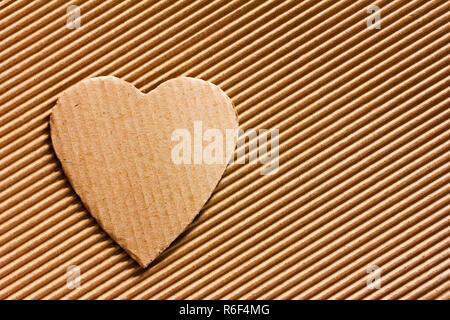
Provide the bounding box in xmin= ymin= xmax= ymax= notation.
xmin=50 ymin=76 xmax=239 ymax=267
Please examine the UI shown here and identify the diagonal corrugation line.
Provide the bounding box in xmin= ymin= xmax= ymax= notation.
xmin=0 ymin=0 xmax=449 ymax=300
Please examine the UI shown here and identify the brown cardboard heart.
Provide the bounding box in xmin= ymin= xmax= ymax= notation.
xmin=50 ymin=76 xmax=238 ymax=267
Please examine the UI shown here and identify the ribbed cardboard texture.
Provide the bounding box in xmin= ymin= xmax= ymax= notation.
xmin=50 ymin=76 xmax=238 ymax=267
xmin=0 ymin=0 xmax=449 ymax=299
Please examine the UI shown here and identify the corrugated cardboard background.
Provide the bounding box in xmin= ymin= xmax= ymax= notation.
xmin=0 ymin=0 xmax=449 ymax=300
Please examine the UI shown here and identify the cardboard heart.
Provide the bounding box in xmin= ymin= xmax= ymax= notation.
xmin=50 ymin=76 xmax=238 ymax=267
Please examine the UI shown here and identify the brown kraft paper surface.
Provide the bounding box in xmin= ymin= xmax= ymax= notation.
xmin=0 ymin=0 xmax=449 ymax=299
